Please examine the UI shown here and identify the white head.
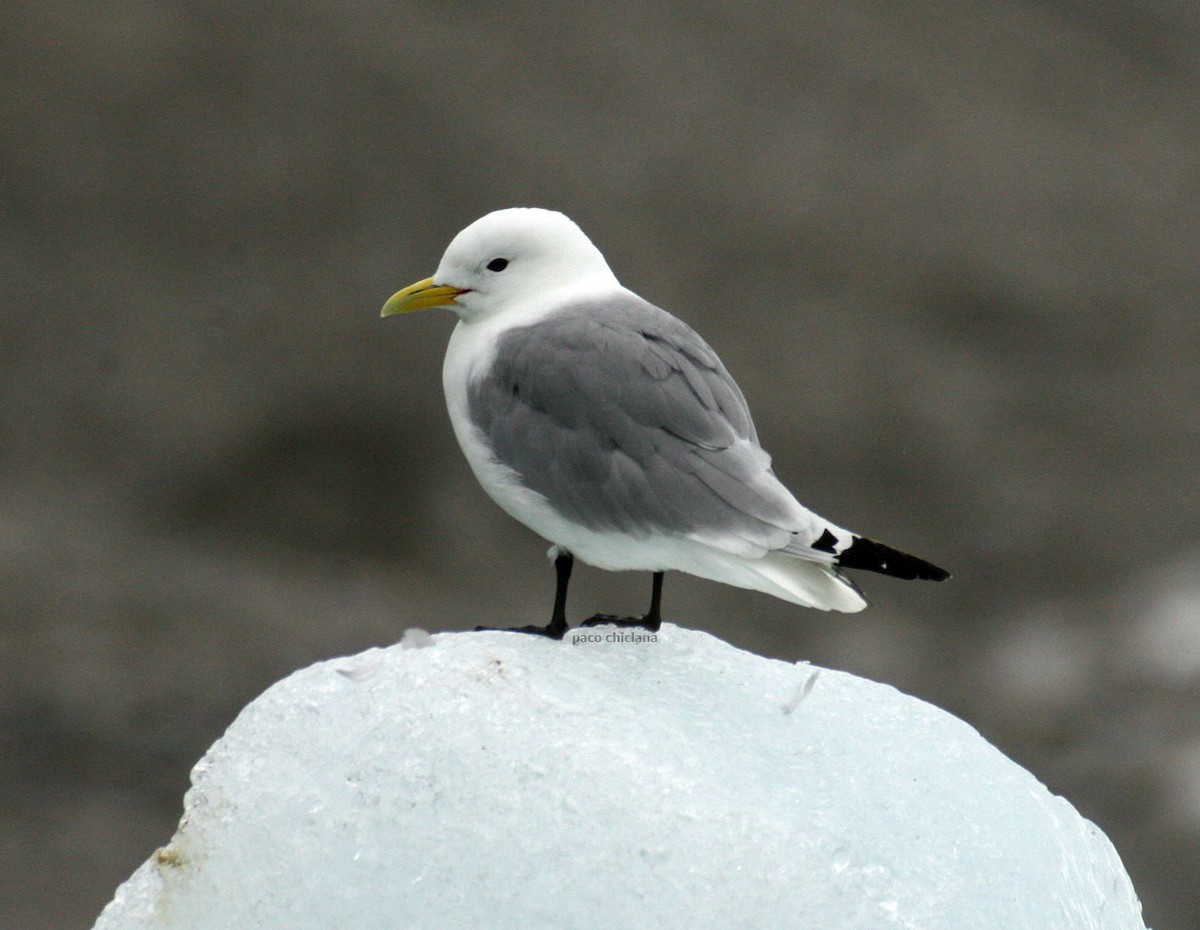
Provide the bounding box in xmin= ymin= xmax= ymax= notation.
xmin=382 ymin=208 xmax=619 ymax=323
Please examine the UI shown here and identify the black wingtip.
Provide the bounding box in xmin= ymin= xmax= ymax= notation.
xmin=834 ymin=535 xmax=951 ymax=582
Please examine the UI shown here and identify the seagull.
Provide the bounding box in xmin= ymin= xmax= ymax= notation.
xmin=382 ymin=208 xmax=948 ymax=639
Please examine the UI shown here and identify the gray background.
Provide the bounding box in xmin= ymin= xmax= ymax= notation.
xmin=2 ymin=2 xmax=1198 ymax=927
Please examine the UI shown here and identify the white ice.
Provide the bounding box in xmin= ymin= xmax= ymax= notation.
xmin=93 ymin=624 xmax=1146 ymax=930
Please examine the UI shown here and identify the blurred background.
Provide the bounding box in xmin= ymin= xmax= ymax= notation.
xmin=2 ymin=1 xmax=1197 ymax=927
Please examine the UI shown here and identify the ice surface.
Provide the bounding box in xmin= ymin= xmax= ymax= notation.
xmin=93 ymin=624 xmax=1146 ymax=930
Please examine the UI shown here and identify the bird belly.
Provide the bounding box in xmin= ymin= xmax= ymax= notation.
xmin=446 ymin=400 xmax=865 ymax=611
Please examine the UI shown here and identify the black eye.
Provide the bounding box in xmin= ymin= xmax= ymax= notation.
xmin=486 ymin=258 xmax=509 ymax=272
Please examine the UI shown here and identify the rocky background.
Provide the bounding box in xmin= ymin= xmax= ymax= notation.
xmin=2 ymin=2 xmax=1198 ymax=927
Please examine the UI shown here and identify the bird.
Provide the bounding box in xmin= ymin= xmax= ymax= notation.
xmin=382 ymin=208 xmax=948 ymax=639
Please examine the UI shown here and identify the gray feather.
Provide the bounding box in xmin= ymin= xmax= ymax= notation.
xmin=467 ymin=294 xmax=806 ymax=550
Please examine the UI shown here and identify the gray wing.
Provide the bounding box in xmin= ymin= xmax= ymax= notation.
xmin=467 ymin=293 xmax=820 ymax=556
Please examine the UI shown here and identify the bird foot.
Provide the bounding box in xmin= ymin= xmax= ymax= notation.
xmin=580 ymin=613 xmax=662 ymax=633
xmin=474 ymin=621 xmax=568 ymax=640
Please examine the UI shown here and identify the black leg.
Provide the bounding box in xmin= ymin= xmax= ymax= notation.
xmin=581 ymin=571 xmax=664 ymax=632
xmin=644 ymin=571 xmax=664 ymax=630
xmin=475 ymin=550 xmax=573 ymax=640
xmin=546 ymin=550 xmax=573 ymax=636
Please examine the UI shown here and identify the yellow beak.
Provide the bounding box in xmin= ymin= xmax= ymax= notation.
xmin=380 ymin=277 xmax=467 ymax=316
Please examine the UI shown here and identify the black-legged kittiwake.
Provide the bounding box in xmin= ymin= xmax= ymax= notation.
xmin=382 ymin=208 xmax=948 ymax=639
